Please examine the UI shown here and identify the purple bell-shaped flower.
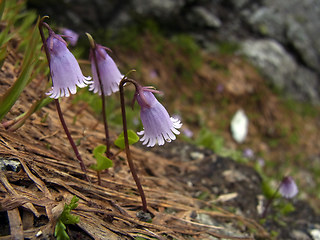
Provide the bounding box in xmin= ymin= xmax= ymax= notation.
xmin=135 ymin=87 xmax=182 ymax=147
xmin=89 ymin=44 xmax=123 ymax=96
xmin=46 ymin=30 xmax=91 ymax=99
xmin=279 ymin=176 xmax=298 ymax=199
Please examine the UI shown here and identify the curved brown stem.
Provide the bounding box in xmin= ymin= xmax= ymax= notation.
xmin=119 ymin=77 xmax=148 ymax=212
xmin=54 ymin=99 xmax=89 ymax=180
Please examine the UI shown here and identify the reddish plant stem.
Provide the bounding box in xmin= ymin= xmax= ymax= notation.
xmin=119 ymin=78 xmax=148 ymax=212
xmin=38 ymin=17 xmax=89 ymax=181
xmin=97 ymin=171 xmax=101 ymax=186
xmin=54 ymin=99 xmax=88 ymax=178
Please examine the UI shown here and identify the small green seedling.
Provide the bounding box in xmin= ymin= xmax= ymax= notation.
xmin=114 ymin=130 xmax=139 ymax=149
xmin=90 ymin=145 xmax=113 ymax=171
xmin=54 ymin=195 xmax=80 ymax=240
xmin=90 ymin=144 xmax=113 ymax=185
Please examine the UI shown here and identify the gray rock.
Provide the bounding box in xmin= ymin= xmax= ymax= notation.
xmin=291 ymin=68 xmax=320 ymax=103
xmin=291 ymin=230 xmax=312 ymax=240
xmin=196 ymin=213 xmax=250 ymax=239
xmin=0 ymin=158 xmax=21 ymax=172
xmin=223 ymin=169 xmax=247 ymax=183
xmin=190 ymin=151 xmax=205 ymax=161
xmin=186 ymin=7 xmax=221 ymax=28
xmin=286 ymin=18 xmax=320 ymax=71
xmin=227 ymin=0 xmax=252 ymax=9
xmin=131 ymin=0 xmax=184 ymax=18
xmin=247 ymin=7 xmax=286 ymax=42
xmin=239 ymin=39 xmax=320 ymax=103
xmin=239 ymin=39 xmax=296 ymax=90
xmin=245 ymin=0 xmax=320 ymax=74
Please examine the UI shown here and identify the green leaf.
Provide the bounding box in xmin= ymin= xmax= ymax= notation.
xmin=59 ymin=196 xmax=80 ymax=224
xmin=0 ymin=43 xmax=7 ymax=68
xmin=0 ymin=0 xmax=6 ymax=21
xmin=279 ymin=202 xmax=295 ymax=215
xmin=262 ymin=180 xmax=276 ymax=199
xmin=93 ymin=144 xmax=107 ymax=158
xmin=67 ymin=195 xmax=79 ymax=211
xmin=17 ymin=10 xmax=37 ymax=35
xmin=33 ymin=97 xmax=53 ymax=112
xmin=9 ymin=96 xmax=53 ymax=131
xmin=0 ymin=24 xmax=12 ymax=46
xmin=55 ymin=219 xmax=70 ymax=240
xmin=114 ymin=130 xmax=140 ymax=149
xmin=0 ymin=16 xmax=41 ymax=121
xmin=90 ymin=145 xmax=113 ymax=171
xmin=90 ymin=154 xmax=113 ymax=171
xmin=55 ymin=196 xmax=79 ymax=240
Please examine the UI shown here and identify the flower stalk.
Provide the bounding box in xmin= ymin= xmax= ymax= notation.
xmin=261 ymin=183 xmax=280 ymax=218
xmin=38 ymin=17 xmax=89 ymax=181
xmin=54 ymin=98 xmax=88 ymax=174
xmin=119 ymin=77 xmax=148 ymax=212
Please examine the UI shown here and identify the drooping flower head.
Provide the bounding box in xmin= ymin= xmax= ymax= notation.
xmin=183 ymin=127 xmax=194 ymax=138
xmin=279 ymin=176 xmax=298 ymax=199
xmin=134 ymin=86 xmax=182 ymax=147
xmin=46 ymin=29 xmax=91 ymax=99
xmin=60 ymin=28 xmax=79 ymax=46
xmin=243 ymin=148 xmax=254 ymax=159
xmin=89 ymin=44 xmax=123 ymax=96
xmin=257 ymin=157 xmax=265 ymax=167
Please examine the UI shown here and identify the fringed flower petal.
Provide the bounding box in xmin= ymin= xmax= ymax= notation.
xmin=89 ymin=44 xmax=123 ymax=96
xmin=136 ymin=90 xmax=182 ymax=147
xmin=46 ymin=31 xmax=91 ymax=99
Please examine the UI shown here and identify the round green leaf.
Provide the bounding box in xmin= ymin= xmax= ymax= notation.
xmin=90 ymin=154 xmax=113 ymax=171
xmin=93 ymin=145 xmax=107 ymax=158
xmin=114 ymin=130 xmax=139 ymax=149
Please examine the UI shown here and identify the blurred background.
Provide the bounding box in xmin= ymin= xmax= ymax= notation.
xmin=26 ymin=0 xmax=320 ymax=211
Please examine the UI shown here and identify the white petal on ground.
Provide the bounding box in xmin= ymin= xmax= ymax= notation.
xmin=230 ymin=109 xmax=248 ymax=143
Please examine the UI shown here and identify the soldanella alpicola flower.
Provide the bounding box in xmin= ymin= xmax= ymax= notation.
xmin=134 ymin=86 xmax=182 ymax=147
xmin=89 ymin=44 xmax=123 ymax=96
xmin=60 ymin=28 xmax=79 ymax=47
xmin=279 ymin=176 xmax=298 ymax=199
xmin=46 ymin=29 xmax=91 ymax=99
xmin=261 ymin=175 xmax=298 ymax=217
